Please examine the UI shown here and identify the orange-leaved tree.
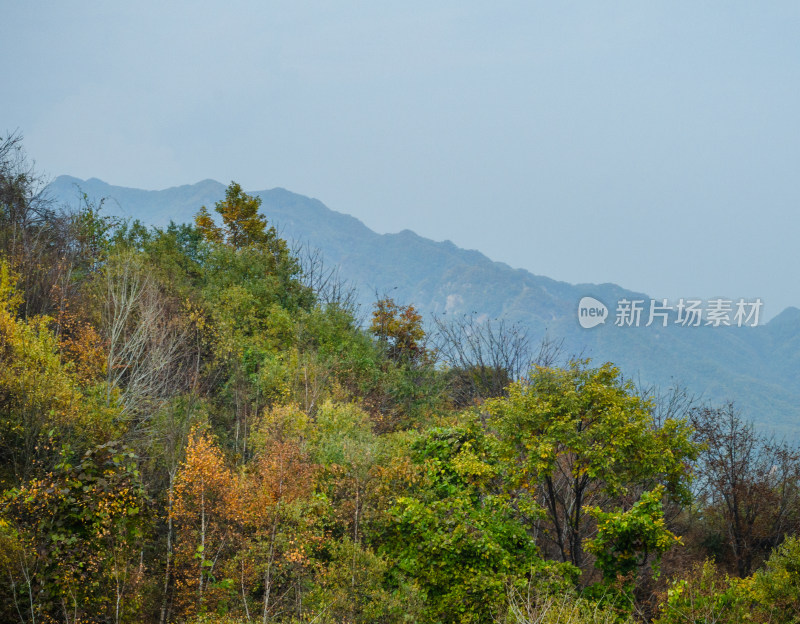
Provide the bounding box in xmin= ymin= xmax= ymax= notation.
xmin=171 ymin=426 xmax=237 ymax=617
xmin=238 ymin=404 xmax=317 ymax=622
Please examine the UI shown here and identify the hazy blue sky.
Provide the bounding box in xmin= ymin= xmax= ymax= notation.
xmin=3 ymin=2 xmax=799 ymax=318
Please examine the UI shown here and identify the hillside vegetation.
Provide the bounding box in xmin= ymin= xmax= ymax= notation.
xmin=48 ymin=175 xmax=800 ymax=436
xmin=3 ymin=134 xmax=800 ymax=623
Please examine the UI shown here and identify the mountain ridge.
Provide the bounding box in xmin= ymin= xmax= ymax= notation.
xmin=46 ymin=175 xmax=800 ymax=436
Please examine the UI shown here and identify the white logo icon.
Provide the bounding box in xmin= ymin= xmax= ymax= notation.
xmin=578 ymin=297 xmax=608 ymax=329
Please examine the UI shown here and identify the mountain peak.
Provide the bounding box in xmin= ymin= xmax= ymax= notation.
xmin=768 ymin=306 xmax=800 ymax=327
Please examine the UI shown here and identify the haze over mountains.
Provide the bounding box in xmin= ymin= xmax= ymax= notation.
xmin=48 ymin=176 xmax=800 ymax=436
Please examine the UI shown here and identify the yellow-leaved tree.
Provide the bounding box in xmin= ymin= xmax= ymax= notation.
xmin=0 ymin=259 xmax=118 ymax=486
xmin=195 ymin=182 xmax=274 ymax=250
xmin=171 ymin=426 xmax=236 ymax=617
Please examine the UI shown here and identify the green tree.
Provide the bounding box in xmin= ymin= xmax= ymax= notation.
xmin=488 ymin=360 xmax=698 ymax=576
xmin=385 ymin=418 xmax=572 ymax=623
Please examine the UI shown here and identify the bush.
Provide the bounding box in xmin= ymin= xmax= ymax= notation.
xmin=653 ymin=560 xmax=751 ymax=624
xmin=506 ymin=582 xmax=634 ymax=624
xmin=750 ymin=536 xmax=800 ymax=623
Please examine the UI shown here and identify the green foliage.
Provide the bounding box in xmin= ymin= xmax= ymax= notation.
xmin=492 ymin=361 xmax=696 ymax=502
xmin=750 ymin=536 xmax=800 ymax=623
xmin=188 ymin=183 xmax=314 ymax=375
xmin=654 ymin=561 xmax=751 ymax=624
xmin=385 ymin=418 xmax=571 ymax=623
xmin=306 ymin=538 xmax=422 ymax=623
xmin=140 ymin=222 xmax=205 ymax=293
xmin=585 ymin=486 xmax=678 ymax=584
xmin=313 ymin=401 xmax=376 ymax=466
xmin=296 ymin=303 xmax=383 ymax=400
xmin=69 ymin=192 xmax=120 ymax=273
xmin=201 ymin=243 xmax=310 ymax=340
xmin=488 ymin=361 xmax=698 ymax=572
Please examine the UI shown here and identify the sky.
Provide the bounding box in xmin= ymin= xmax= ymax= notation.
xmin=3 ymin=2 xmax=799 ymax=319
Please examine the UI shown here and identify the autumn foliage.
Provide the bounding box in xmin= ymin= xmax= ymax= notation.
xmin=1 ymin=135 xmax=799 ymax=624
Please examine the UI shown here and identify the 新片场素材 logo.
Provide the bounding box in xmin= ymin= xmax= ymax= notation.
xmin=578 ymin=297 xmax=608 ymax=328
xmin=577 ymin=296 xmax=763 ymax=328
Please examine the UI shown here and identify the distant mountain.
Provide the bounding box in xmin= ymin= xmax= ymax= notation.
xmin=47 ymin=175 xmax=800 ymax=436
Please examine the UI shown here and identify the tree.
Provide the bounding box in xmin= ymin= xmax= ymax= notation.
xmin=0 ymin=259 xmax=119 ymax=486
xmin=488 ymin=360 xmax=698 ymax=578
xmin=0 ymin=131 xmax=54 ymax=318
xmin=385 ymin=418 xmax=570 ymax=623
xmin=312 ymin=402 xmax=380 ymax=549
xmin=1 ymin=441 xmax=147 ymax=624
xmin=192 ymin=184 xmax=314 ymax=452
xmin=194 ymin=182 xmax=312 ymax=309
xmin=1 ymin=133 xmax=120 ymax=322
xmin=585 ymin=485 xmax=679 ymax=584
xmin=370 ymin=297 xmax=427 ymax=364
xmin=102 ymin=250 xmax=193 ymax=424
xmin=240 ymin=406 xmax=316 ymax=624
xmin=171 ymin=427 xmax=235 ymax=617
xmin=195 ymin=182 xmax=271 ymax=250
xmin=690 ymin=402 xmax=800 ymax=577
xmin=431 ymin=313 xmax=532 ymax=407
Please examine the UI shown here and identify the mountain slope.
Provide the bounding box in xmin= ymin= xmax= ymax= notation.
xmin=47 ymin=175 xmax=800 ymax=435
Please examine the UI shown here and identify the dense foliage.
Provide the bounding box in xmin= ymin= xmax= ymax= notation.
xmin=1 ymin=134 xmax=799 ymax=623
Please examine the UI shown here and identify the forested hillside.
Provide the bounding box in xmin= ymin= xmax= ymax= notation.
xmin=48 ymin=175 xmax=800 ymax=436
xmin=4 ymin=135 xmax=800 ymax=623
